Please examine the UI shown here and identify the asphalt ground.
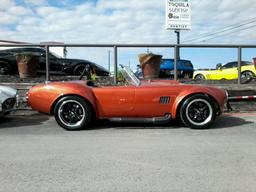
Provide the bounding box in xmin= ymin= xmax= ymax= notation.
xmin=0 ymin=112 xmax=256 ymax=192
xmin=0 ymin=76 xmax=255 ymax=191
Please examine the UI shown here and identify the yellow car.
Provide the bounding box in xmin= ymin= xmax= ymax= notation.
xmin=193 ymin=61 xmax=256 ymax=80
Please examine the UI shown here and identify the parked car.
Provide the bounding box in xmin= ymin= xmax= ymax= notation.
xmin=160 ymin=59 xmax=194 ymax=78
xmin=193 ymin=61 xmax=256 ymax=80
xmin=0 ymin=47 xmax=109 ymax=76
xmin=134 ymin=59 xmax=194 ymax=79
xmin=27 ymin=65 xmax=227 ymax=130
xmin=0 ymin=85 xmax=18 ymax=117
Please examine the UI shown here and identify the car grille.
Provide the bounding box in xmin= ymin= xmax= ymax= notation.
xmin=2 ymin=98 xmax=16 ymax=111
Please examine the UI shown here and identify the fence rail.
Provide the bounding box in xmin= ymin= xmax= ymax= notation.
xmin=0 ymin=43 xmax=256 ymax=84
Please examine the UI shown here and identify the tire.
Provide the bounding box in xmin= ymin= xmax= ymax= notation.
xmin=183 ymin=72 xmax=193 ymax=79
xmin=73 ymin=64 xmax=90 ymax=76
xmin=180 ymin=94 xmax=216 ymax=129
xmin=194 ymin=74 xmax=205 ymax=80
xmin=0 ymin=61 xmax=10 ymax=75
xmin=241 ymin=71 xmax=254 ymax=80
xmin=54 ymin=96 xmax=92 ymax=130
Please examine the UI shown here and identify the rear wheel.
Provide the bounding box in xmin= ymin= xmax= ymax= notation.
xmin=54 ymin=96 xmax=92 ymax=130
xmin=180 ymin=94 xmax=216 ymax=129
xmin=241 ymin=71 xmax=254 ymax=80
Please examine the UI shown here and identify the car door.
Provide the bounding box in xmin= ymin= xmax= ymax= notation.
xmin=93 ymin=86 xmax=136 ymax=117
xmin=221 ymin=62 xmax=238 ymax=79
xmin=133 ymin=85 xmax=174 ymax=117
xmin=208 ymin=62 xmax=234 ymax=80
xmin=38 ymin=52 xmax=62 ymax=73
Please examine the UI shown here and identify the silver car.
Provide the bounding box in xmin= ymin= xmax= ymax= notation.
xmin=0 ymin=85 xmax=18 ymax=117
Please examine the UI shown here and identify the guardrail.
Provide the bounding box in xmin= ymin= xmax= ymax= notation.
xmin=0 ymin=43 xmax=256 ymax=84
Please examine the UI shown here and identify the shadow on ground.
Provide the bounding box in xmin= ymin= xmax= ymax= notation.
xmin=90 ymin=114 xmax=254 ymax=130
xmin=0 ymin=113 xmax=50 ymax=129
xmin=0 ymin=113 xmax=253 ymax=131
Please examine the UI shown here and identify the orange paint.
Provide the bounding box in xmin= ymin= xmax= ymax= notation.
xmin=28 ymin=80 xmax=227 ymax=119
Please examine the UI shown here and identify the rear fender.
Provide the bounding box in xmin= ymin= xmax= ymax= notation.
xmin=50 ymin=88 xmax=97 ymax=116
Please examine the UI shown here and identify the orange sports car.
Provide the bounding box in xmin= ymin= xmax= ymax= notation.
xmin=27 ymin=66 xmax=227 ymax=130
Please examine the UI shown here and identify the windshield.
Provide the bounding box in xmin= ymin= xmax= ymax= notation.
xmin=49 ymin=51 xmax=62 ymax=59
xmin=120 ymin=65 xmax=141 ymax=86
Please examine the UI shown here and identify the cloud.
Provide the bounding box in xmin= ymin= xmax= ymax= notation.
xmin=0 ymin=0 xmax=255 ymax=44
xmin=0 ymin=0 xmax=256 ymax=70
xmin=24 ymin=0 xmax=47 ymax=6
xmin=0 ymin=0 xmax=15 ymax=10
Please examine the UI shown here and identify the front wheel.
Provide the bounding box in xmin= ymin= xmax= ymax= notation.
xmin=194 ymin=74 xmax=205 ymax=80
xmin=54 ymin=96 xmax=92 ymax=130
xmin=180 ymin=94 xmax=216 ymax=129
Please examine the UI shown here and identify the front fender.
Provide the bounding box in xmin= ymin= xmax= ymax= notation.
xmin=171 ymin=87 xmax=226 ymax=119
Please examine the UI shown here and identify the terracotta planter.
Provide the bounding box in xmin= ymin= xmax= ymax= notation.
xmin=138 ymin=53 xmax=162 ymax=79
xmin=16 ymin=53 xmax=38 ymax=78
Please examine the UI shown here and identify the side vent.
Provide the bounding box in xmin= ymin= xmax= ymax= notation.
xmin=159 ymin=96 xmax=170 ymax=104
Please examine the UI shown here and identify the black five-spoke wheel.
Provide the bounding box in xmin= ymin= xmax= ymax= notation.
xmin=180 ymin=94 xmax=216 ymax=129
xmin=54 ymin=96 xmax=92 ymax=130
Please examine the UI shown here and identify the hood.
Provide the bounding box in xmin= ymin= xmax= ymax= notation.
xmin=0 ymin=85 xmax=17 ymax=102
xmin=58 ymin=58 xmax=109 ymax=73
xmin=140 ymin=79 xmax=180 ymax=87
xmin=58 ymin=58 xmax=90 ymax=64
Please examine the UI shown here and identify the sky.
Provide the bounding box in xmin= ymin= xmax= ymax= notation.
xmin=0 ymin=0 xmax=256 ymax=70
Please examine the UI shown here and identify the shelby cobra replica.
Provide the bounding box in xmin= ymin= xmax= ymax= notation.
xmin=27 ymin=66 xmax=227 ymax=130
xmin=0 ymin=85 xmax=18 ymax=117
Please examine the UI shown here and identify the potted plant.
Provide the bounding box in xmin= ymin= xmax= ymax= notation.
xmin=138 ymin=53 xmax=162 ymax=79
xmin=16 ymin=52 xmax=39 ymax=78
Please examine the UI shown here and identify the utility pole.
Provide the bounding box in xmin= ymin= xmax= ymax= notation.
xmin=175 ymin=30 xmax=180 ymax=59
xmin=108 ymin=50 xmax=111 ymax=72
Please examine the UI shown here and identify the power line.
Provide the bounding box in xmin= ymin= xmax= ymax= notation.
xmin=184 ymin=16 xmax=256 ymax=40
xmin=183 ymin=17 xmax=256 ymax=43
xmin=191 ymin=23 xmax=256 ymax=43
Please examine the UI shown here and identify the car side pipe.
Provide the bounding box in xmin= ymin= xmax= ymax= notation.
xmin=109 ymin=114 xmax=171 ymax=124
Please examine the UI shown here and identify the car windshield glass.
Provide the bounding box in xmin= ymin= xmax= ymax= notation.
xmin=49 ymin=51 xmax=62 ymax=59
xmin=120 ymin=65 xmax=141 ymax=86
xmin=38 ymin=48 xmax=62 ymax=58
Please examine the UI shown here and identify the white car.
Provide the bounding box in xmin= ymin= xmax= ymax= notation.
xmin=0 ymin=85 xmax=18 ymax=117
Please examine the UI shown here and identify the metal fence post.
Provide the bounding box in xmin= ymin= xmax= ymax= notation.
xmin=113 ymin=46 xmax=118 ymax=84
xmin=45 ymin=45 xmax=50 ymax=83
xmin=174 ymin=45 xmax=178 ymax=80
xmin=237 ymin=47 xmax=242 ymax=85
